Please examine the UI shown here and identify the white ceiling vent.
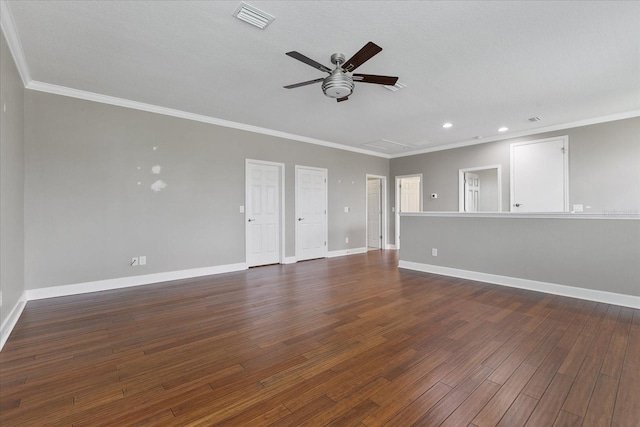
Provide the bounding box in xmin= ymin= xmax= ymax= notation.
xmin=527 ymin=116 xmax=541 ymax=122
xmin=384 ymin=82 xmax=407 ymax=92
xmin=233 ymin=2 xmax=275 ymax=29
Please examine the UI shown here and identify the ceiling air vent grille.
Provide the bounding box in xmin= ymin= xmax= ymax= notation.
xmin=527 ymin=116 xmax=541 ymax=122
xmin=233 ymin=2 xmax=275 ymax=29
xmin=384 ymin=82 xmax=406 ymax=92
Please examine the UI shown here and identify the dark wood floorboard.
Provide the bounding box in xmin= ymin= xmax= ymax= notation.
xmin=1 ymin=251 xmax=638 ymax=426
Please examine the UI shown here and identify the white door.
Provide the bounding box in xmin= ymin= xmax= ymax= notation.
xmin=367 ymin=178 xmax=382 ymax=249
xmin=246 ymin=161 xmax=281 ymax=267
xmin=464 ymin=172 xmax=480 ymax=212
xmin=296 ymin=166 xmax=327 ymax=261
xmin=399 ymin=176 xmax=421 ymax=212
xmin=511 ymin=136 xmax=568 ymax=212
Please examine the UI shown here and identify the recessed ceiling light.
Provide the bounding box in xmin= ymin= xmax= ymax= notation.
xmin=498 ymin=127 xmax=509 ymax=132
xmin=442 ymin=122 xmax=453 ymax=129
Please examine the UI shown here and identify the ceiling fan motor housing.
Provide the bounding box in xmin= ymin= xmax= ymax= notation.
xmin=322 ymin=70 xmax=354 ymax=98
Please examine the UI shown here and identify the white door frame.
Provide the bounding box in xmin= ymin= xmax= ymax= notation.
xmin=245 ymin=159 xmax=286 ymax=266
xmin=510 ymin=136 xmax=569 ymax=212
xmin=458 ymin=165 xmax=502 ymax=212
xmin=295 ymin=165 xmax=328 ymax=261
xmin=365 ymin=174 xmax=387 ymax=250
xmin=395 ymin=173 xmax=423 ymax=249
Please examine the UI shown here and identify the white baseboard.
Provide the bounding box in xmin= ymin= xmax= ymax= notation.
xmin=0 ymin=291 xmax=27 ymax=351
xmin=327 ymin=247 xmax=368 ymax=258
xmin=398 ymin=260 xmax=640 ymax=309
xmin=386 ymin=244 xmax=397 ymax=250
xmin=26 ymin=262 xmax=248 ymax=301
xmin=283 ymin=256 xmax=297 ymax=264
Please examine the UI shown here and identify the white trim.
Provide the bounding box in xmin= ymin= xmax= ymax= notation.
xmin=245 ymin=159 xmax=285 ymax=267
xmin=390 ymin=110 xmax=640 ymax=159
xmin=25 ymin=81 xmax=389 ymax=159
xmin=0 ymin=291 xmax=27 ymax=351
xmin=398 ymin=260 xmax=640 ymax=309
xmin=458 ymin=165 xmax=503 ymax=212
xmin=365 ymin=174 xmax=388 ymax=250
xmin=0 ymin=1 xmax=31 ymax=86
xmin=283 ymin=256 xmax=297 ymax=264
xmin=386 ymin=244 xmax=397 ymax=250
xmin=26 ymin=263 xmax=248 ymax=301
xmin=395 ymin=173 xmax=423 ymax=249
xmin=295 ymin=165 xmax=329 ymax=261
xmin=327 ymin=247 xmax=368 ymax=258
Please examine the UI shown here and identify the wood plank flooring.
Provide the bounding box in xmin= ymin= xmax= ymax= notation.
xmin=1 ymin=251 xmax=638 ymax=426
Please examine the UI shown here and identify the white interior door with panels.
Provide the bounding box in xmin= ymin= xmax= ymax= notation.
xmin=464 ymin=172 xmax=480 ymax=212
xmin=295 ymin=166 xmax=328 ymax=261
xmin=510 ymin=136 xmax=569 ymax=212
xmin=246 ymin=160 xmax=284 ymax=267
xmin=367 ymin=177 xmax=383 ymax=249
xmin=395 ymin=174 xmax=422 ymax=249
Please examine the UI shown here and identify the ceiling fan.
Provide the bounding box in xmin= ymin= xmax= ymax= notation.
xmin=283 ymin=41 xmax=398 ymax=102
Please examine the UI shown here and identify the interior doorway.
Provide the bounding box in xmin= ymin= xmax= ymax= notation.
xmin=366 ymin=175 xmax=387 ymax=250
xmin=395 ymin=174 xmax=422 ymax=249
xmin=458 ymin=165 xmax=502 ymax=212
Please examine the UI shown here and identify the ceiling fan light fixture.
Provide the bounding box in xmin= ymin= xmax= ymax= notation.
xmin=322 ymin=71 xmax=354 ymax=98
xmin=233 ymin=2 xmax=275 ymax=29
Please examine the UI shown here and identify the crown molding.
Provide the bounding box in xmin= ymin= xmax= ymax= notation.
xmin=390 ymin=109 xmax=640 ymax=158
xmin=0 ymin=0 xmax=31 ymax=86
xmin=25 ymin=80 xmax=390 ymax=159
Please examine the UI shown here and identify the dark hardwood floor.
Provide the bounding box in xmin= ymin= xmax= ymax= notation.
xmin=1 ymin=251 xmax=638 ymax=426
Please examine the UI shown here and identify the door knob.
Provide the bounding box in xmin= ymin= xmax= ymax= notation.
xmin=514 ymin=203 xmax=522 ymax=207
xmin=247 ymin=218 xmax=255 ymax=222
xmin=298 ymin=218 xmax=305 ymax=221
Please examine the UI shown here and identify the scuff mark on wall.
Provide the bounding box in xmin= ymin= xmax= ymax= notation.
xmin=150 ymin=180 xmax=167 ymax=192
xmin=151 ymin=165 xmax=162 ymax=174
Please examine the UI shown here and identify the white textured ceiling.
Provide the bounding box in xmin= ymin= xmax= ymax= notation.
xmin=4 ymin=1 xmax=640 ymax=156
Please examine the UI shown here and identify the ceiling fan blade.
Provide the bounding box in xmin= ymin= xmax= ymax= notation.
xmin=342 ymin=42 xmax=382 ymax=72
xmin=283 ymin=78 xmax=325 ymax=89
xmin=337 ymin=96 xmax=349 ymax=102
xmin=285 ymin=51 xmax=332 ymax=73
xmin=352 ymin=74 xmax=398 ymax=86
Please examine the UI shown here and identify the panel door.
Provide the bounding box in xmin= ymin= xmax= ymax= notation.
xmin=296 ymin=167 xmax=327 ymax=261
xmin=367 ymin=179 xmax=382 ymax=248
xmin=246 ymin=163 xmax=280 ymax=267
xmin=464 ymin=172 xmax=480 ymax=212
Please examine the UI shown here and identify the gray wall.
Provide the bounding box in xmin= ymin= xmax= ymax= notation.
xmin=389 ymin=117 xmax=640 ymax=235
xmin=24 ymin=91 xmax=388 ymax=289
xmin=0 ymin=31 xmax=25 ymax=325
xmin=399 ymin=215 xmax=640 ymax=297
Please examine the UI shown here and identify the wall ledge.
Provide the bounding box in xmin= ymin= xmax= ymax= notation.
xmin=399 ymin=260 xmax=640 ymax=309
xmin=400 ymin=212 xmax=640 ymax=220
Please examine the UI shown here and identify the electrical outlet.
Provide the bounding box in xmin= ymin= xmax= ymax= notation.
xmin=131 ymin=257 xmax=139 ymax=266
xmin=0 ymin=291 xmax=3 ymax=307
xmin=344 ymin=207 xmax=349 ymax=213
xmin=432 ymin=248 xmax=438 ymax=257
xmin=345 ymin=237 xmax=349 ymax=243
xmin=139 ymin=256 xmax=147 ymax=266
